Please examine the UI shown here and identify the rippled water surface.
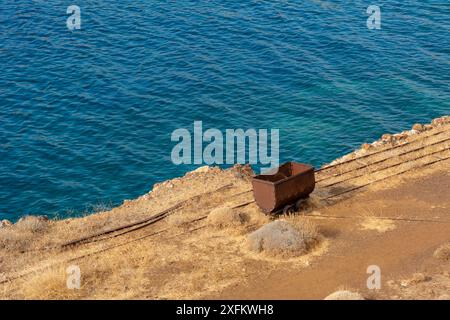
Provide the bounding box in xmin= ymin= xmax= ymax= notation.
xmin=1 ymin=1 xmax=449 ymax=220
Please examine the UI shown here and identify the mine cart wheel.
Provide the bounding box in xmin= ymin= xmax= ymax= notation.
xmin=282 ymin=204 xmax=296 ymax=215
xmin=295 ymin=197 xmax=309 ymax=211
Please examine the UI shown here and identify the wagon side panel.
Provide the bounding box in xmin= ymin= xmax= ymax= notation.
xmin=251 ymin=180 xmax=276 ymax=213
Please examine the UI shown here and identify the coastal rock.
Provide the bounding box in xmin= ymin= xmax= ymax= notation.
xmin=324 ymin=290 xmax=365 ymax=300
xmin=191 ymin=165 xmax=211 ymax=174
xmin=361 ymin=143 xmax=371 ymax=151
xmin=151 ymin=180 xmax=175 ymax=194
xmin=394 ymin=133 xmax=408 ymax=141
xmin=233 ymin=164 xmax=254 ymax=180
xmin=412 ymin=123 xmax=424 ymax=132
xmin=247 ymin=220 xmax=308 ymax=256
xmin=0 ymin=219 xmax=12 ymax=228
xmin=432 ymin=116 xmax=450 ymax=126
xmin=372 ymin=140 xmax=384 ymax=147
xmin=123 ymin=199 xmax=133 ymax=206
xmin=381 ymin=133 xmax=393 ymax=143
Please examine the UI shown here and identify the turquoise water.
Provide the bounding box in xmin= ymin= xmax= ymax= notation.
xmin=1 ymin=1 xmax=449 ymax=221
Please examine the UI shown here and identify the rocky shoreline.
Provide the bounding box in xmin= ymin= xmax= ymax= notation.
xmin=328 ymin=115 xmax=450 ymax=166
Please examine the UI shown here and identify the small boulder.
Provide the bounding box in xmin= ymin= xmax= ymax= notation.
xmin=192 ymin=165 xmax=210 ymax=174
xmin=381 ymin=134 xmax=393 ymax=143
xmin=394 ymin=133 xmax=408 ymax=141
xmin=324 ymin=290 xmax=365 ymax=300
xmin=432 ymin=118 xmax=445 ymax=126
xmin=233 ymin=164 xmax=254 ymax=180
xmin=432 ymin=116 xmax=449 ymax=126
xmin=361 ymin=143 xmax=371 ymax=151
xmin=0 ymin=219 xmax=12 ymax=228
xmin=247 ymin=220 xmax=312 ymax=256
xmin=412 ymin=123 xmax=424 ymax=132
xmin=371 ymin=141 xmax=383 ymax=147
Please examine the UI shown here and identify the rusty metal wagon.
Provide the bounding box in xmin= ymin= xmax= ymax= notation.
xmin=251 ymin=162 xmax=315 ymax=214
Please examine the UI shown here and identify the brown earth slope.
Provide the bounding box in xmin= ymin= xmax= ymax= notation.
xmin=0 ymin=116 xmax=449 ymax=299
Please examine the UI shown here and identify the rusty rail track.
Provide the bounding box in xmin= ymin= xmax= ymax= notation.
xmin=324 ymin=153 xmax=450 ymax=200
xmin=319 ymin=143 xmax=450 ymax=189
xmin=15 ymin=183 xmax=253 ymax=254
xmin=60 ymin=183 xmax=234 ymax=248
xmin=315 ymin=127 xmax=449 ymax=174
xmin=315 ymin=135 xmax=450 ymax=183
xmin=0 ymin=217 xmax=209 ymax=285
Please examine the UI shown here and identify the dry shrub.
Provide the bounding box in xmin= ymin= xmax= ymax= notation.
xmin=410 ymin=273 xmax=430 ymax=284
xmin=15 ymin=216 xmax=49 ymax=233
xmin=10 ymin=243 xmax=158 ymax=300
xmin=207 ymin=207 xmax=248 ymax=229
xmin=0 ymin=228 xmax=29 ymax=251
xmin=433 ymin=243 xmax=450 ymax=261
xmin=166 ymin=210 xmax=194 ymax=228
xmin=284 ymin=215 xmax=320 ymax=250
xmin=0 ymin=216 xmax=49 ymax=251
xmin=19 ymin=266 xmax=85 ymax=300
xmin=357 ymin=206 xmax=396 ymax=233
xmin=296 ymin=196 xmax=322 ymax=212
xmin=247 ymin=219 xmax=320 ymax=258
xmin=360 ymin=217 xmax=396 ymax=233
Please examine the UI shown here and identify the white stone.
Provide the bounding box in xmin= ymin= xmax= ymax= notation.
xmin=324 ymin=290 xmax=365 ymax=300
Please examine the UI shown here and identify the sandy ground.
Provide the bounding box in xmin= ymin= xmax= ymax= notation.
xmin=0 ymin=116 xmax=449 ymax=300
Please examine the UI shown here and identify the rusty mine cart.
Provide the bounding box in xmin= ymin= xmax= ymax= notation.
xmin=252 ymin=161 xmax=315 ymax=215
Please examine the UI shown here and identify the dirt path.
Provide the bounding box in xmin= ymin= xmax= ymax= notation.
xmin=216 ymin=169 xmax=450 ymax=299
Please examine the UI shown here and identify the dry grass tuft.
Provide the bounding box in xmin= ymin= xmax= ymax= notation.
xmin=286 ymin=217 xmax=320 ymax=249
xmin=410 ymin=273 xmax=430 ymax=284
xmin=7 ymin=243 xmax=159 ymax=300
xmin=0 ymin=216 xmax=50 ymax=251
xmin=358 ymin=206 xmax=396 ymax=233
xmin=19 ymin=266 xmax=85 ymax=300
xmin=15 ymin=216 xmax=49 ymax=233
xmin=360 ymin=217 xmax=396 ymax=233
xmin=433 ymin=243 xmax=450 ymax=261
xmin=207 ymin=207 xmax=248 ymax=229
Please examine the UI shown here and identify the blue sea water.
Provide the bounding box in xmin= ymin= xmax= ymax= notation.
xmin=0 ymin=1 xmax=449 ymax=221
